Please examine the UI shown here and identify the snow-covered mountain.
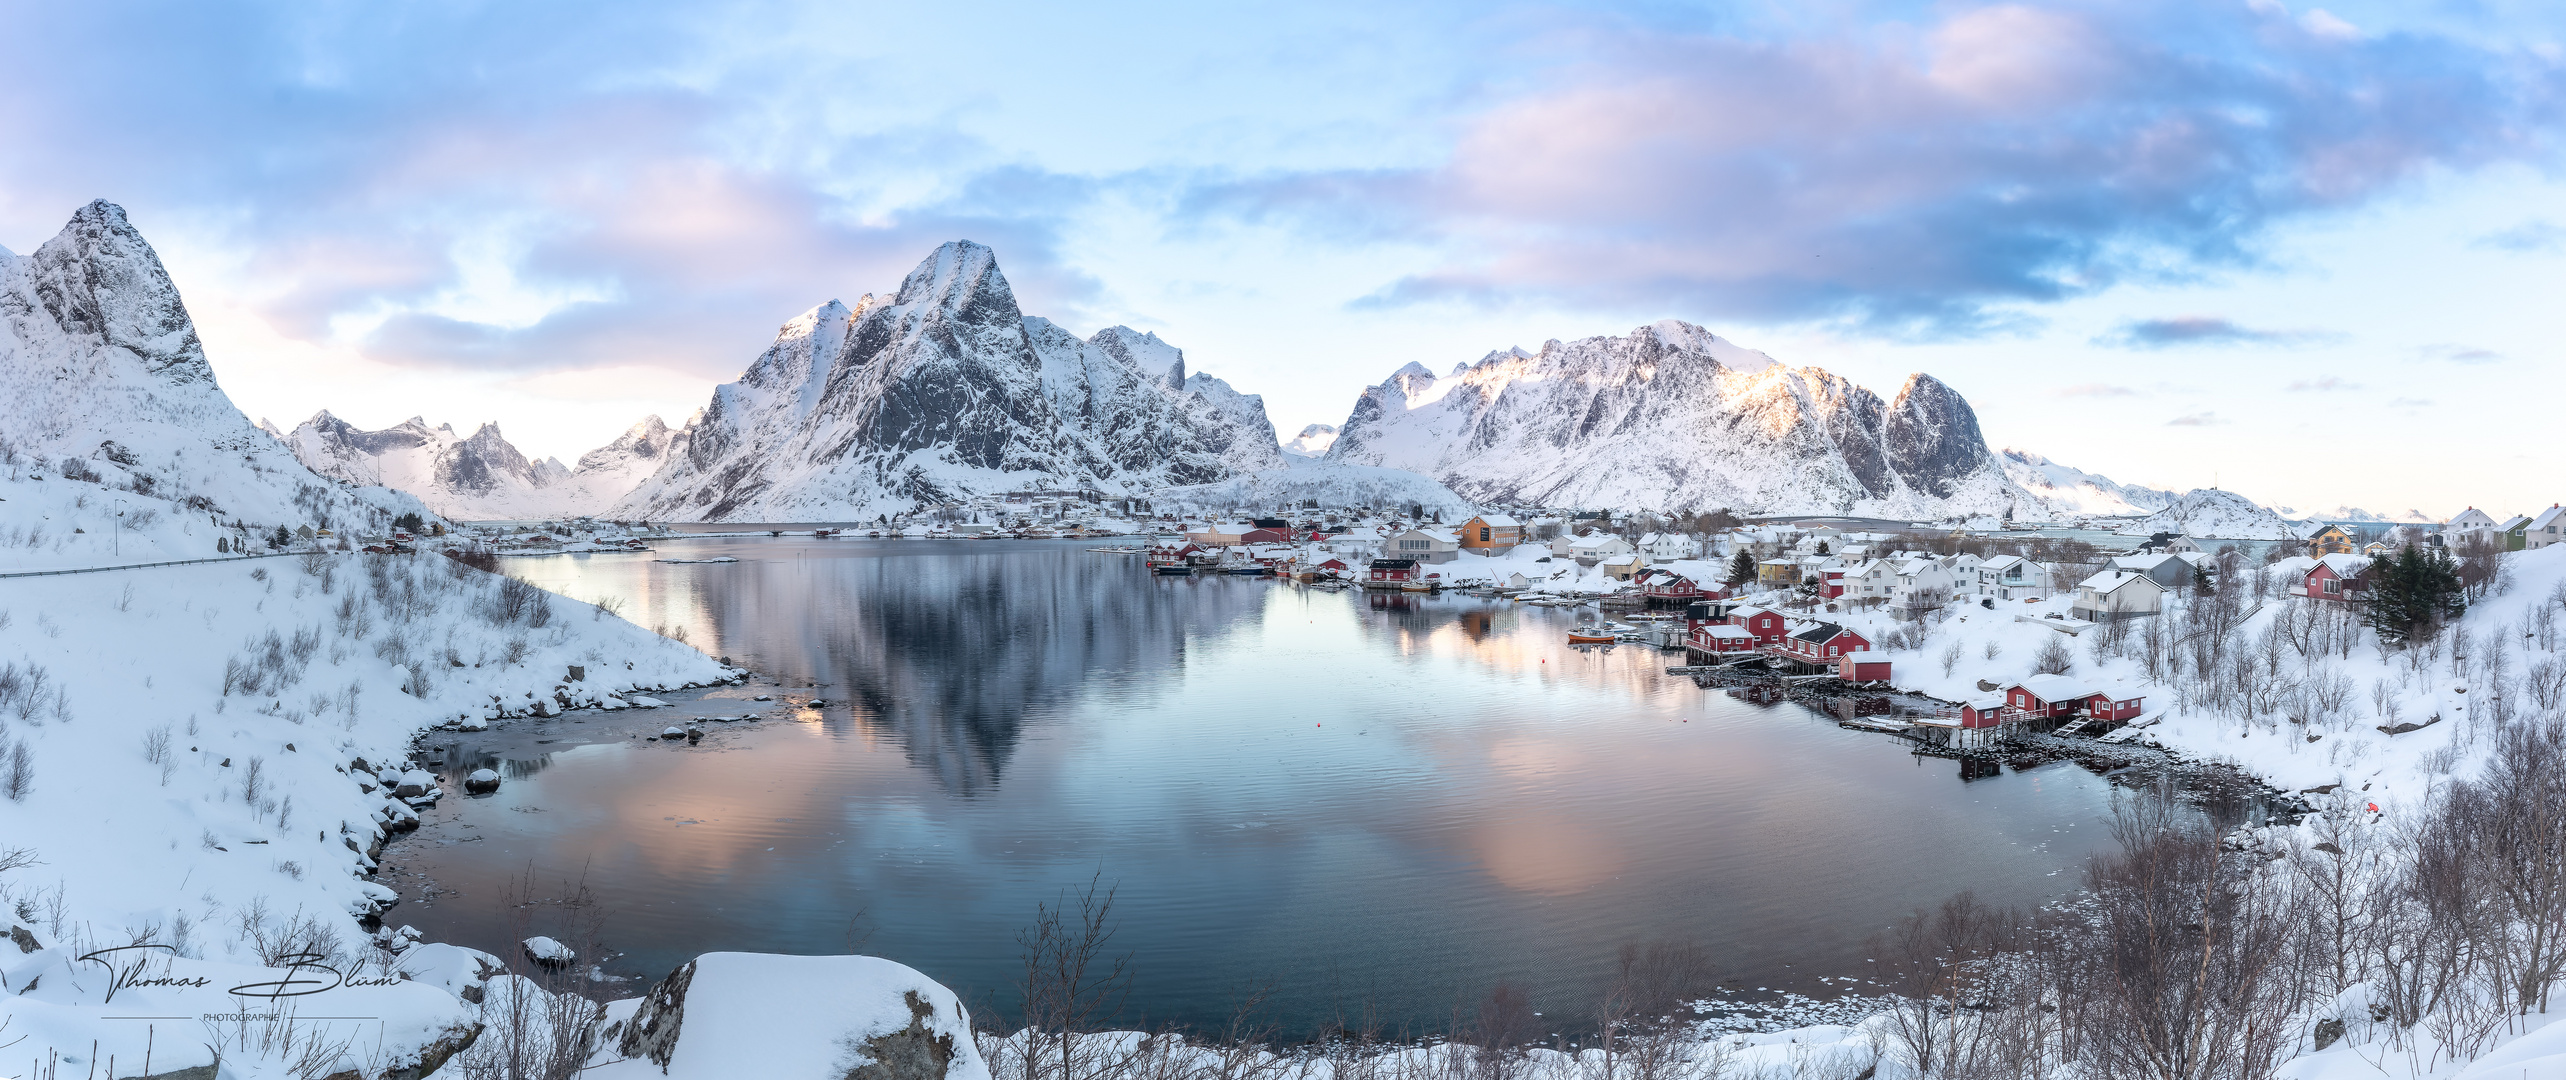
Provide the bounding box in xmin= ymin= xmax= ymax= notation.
xmin=1282 ymin=424 xmax=1339 ymax=458
xmin=281 ymin=412 xmax=679 ymax=520
xmin=0 ymin=200 xmax=428 ymax=568
xmin=2114 ymin=488 xmax=2299 ymax=540
xmin=2274 ymin=505 xmax=2439 ymax=525
xmin=614 ymin=241 xmax=1282 ymax=521
xmin=1321 ymin=320 xmax=2035 ymax=518
xmin=1999 ymin=448 xmax=2178 ymax=517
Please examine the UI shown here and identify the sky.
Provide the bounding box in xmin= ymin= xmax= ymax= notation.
xmin=3 ymin=0 xmax=2563 ymax=518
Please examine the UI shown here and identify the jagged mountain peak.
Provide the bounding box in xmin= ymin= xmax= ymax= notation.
xmin=1325 ymin=323 xmax=2032 ymax=516
xmin=613 ymin=241 xmax=1284 ymax=520
xmin=890 ymin=240 xmax=1011 ymax=317
xmin=24 ymin=199 xmax=209 ymax=383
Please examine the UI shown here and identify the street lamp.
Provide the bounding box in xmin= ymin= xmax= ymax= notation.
xmin=112 ymin=498 xmax=124 ymax=557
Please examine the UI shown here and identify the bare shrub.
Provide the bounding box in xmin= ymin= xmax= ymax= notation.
xmin=2032 ymin=636 xmax=2074 ymax=676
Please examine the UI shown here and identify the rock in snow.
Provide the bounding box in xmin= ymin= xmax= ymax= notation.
xmin=593 ymin=953 xmax=991 ymax=1080
xmin=523 ymin=935 xmax=576 ymax=965
xmin=1321 ymin=320 xmax=2041 ymax=517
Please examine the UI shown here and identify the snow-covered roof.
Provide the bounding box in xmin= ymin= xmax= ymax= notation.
xmin=1979 ymin=554 xmax=2024 ymax=571
xmin=1476 ymin=514 xmax=1522 ymax=527
xmin=1792 ymin=621 xmax=1857 ymax=643
xmin=2496 ymin=515 xmax=2532 ymax=532
xmin=2532 ymin=505 xmax=2566 ymax=531
xmin=2014 ymin=673 xmax=2097 ymax=703
xmin=1697 ymin=625 xmax=1754 ymax=640
xmin=2111 ymin=553 xmax=2183 ymax=572
xmin=2313 ymin=553 xmax=2371 ymax=576
xmin=2077 ymin=570 xmax=2159 ymax=594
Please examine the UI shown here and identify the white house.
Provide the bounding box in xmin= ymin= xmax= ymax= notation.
xmin=1638 ymin=532 xmax=1699 ymax=561
xmin=1566 ymin=532 xmax=1636 ymax=565
xmin=2445 ymin=507 xmax=2500 ymax=548
xmin=2528 ymin=505 xmax=2566 ymax=550
xmin=1972 ymin=555 xmax=2055 ymax=601
xmin=2071 ymin=570 xmax=2165 ymax=622
xmin=1388 ymin=528 xmax=1461 ymax=564
xmin=1891 ymin=558 xmax=1957 ymax=608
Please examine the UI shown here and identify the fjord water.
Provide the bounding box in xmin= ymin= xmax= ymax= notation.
xmin=403 ymin=536 xmax=2128 ymax=1034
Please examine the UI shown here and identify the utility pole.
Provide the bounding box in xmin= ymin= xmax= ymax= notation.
xmin=113 ymin=498 xmax=125 ymax=557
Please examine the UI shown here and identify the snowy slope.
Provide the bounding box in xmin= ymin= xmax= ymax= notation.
xmin=1158 ymin=461 xmax=1479 ymax=518
xmin=2272 ymin=504 xmax=2439 ymax=524
xmin=1323 ymin=321 xmax=2037 ymax=518
xmin=614 ymin=242 xmax=1280 ymax=521
xmin=1282 ymin=423 xmax=1339 ymax=458
xmin=1998 ymin=448 xmax=2178 ymax=517
xmin=283 ymin=411 xmax=681 ymax=520
xmin=0 ymin=200 xmax=429 ymax=569
xmin=2114 ymin=487 xmax=2299 ymax=539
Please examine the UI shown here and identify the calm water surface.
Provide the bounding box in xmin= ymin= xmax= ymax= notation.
xmin=388 ymin=536 xmax=2132 ymax=1033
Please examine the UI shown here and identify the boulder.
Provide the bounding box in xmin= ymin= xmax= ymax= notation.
xmin=465 ymin=768 xmax=502 ymax=793
xmin=594 ymin=954 xmax=990 ymax=1080
xmin=662 ymin=727 xmax=687 ymax=739
xmin=523 ymin=935 xmax=576 ymax=967
xmin=394 ymin=769 xmax=435 ymax=798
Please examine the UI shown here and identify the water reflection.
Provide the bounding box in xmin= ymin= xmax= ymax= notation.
xmin=387 ymin=539 xmax=2149 ymax=1037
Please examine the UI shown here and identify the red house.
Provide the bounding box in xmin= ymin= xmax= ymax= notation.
xmin=1638 ymin=571 xmax=1709 ymax=606
xmin=1958 ymin=698 xmax=2008 ymax=729
xmin=1316 ymin=558 xmax=1351 ymax=576
xmin=1821 ymin=568 xmax=1848 ymax=599
xmin=2302 ymin=554 xmax=2373 ymax=603
xmin=1688 ymin=625 xmax=1758 ymax=654
xmin=1240 ymin=527 xmax=1293 ymax=544
xmin=1836 ymin=654 xmax=1891 ymax=681
xmin=2004 ymin=675 xmax=2146 ymax=722
xmin=1367 ymin=558 xmax=1420 ymax=584
xmin=1781 ymin=622 xmax=1871 ymax=660
xmin=1730 ymin=606 xmax=1789 ymax=645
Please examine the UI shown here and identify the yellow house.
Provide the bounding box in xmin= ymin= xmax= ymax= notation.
xmin=1456 ymin=514 xmax=1523 ymax=551
xmin=2304 ymin=524 xmax=2355 ymax=557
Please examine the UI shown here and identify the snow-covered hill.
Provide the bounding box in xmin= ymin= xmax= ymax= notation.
xmin=0 ymin=200 xmax=429 ymax=569
xmin=1158 ymin=461 xmax=1480 ymax=518
xmin=282 ymin=412 xmax=681 ymax=520
xmin=1322 ymin=321 xmax=2036 ymax=518
xmin=1998 ymin=448 xmax=2177 ymax=517
xmin=614 ymin=241 xmax=1282 ymax=521
xmin=1281 ymin=423 xmax=1338 ymax=458
xmin=2114 ymin=488 xmax=2299 ymax=539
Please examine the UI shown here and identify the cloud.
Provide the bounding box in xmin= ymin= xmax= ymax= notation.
xmin=1192 ymin=3 xmax=2561 ymax=333
xmin=2056 ymin=382 xmax=2139 ymax=398
xmin=2472 ymin=220 xmax=2566 ymax=252
xmin=2286 ymin=375 xmax=2360 ymax=391
xmin=2167 ymin=412 xmax=2226 ymax=426
xmin=2096 ymin=316 xmax=2336 ymax=349
xmin=2414 ymin=343 xmax=2503 ymax=364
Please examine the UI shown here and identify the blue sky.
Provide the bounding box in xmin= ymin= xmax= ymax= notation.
xmin=4 ymin=0 xmax=2562 ymax=517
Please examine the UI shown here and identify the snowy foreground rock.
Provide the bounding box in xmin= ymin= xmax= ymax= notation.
xmin=591 ymin=953 xmax=991 ymax=1080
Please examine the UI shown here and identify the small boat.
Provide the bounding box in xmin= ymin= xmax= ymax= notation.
xmin=1224 ymin=565 xmax=1268 ymax=575
xmin=1400 ymin=581 xmax=1433 ymax=593
xmin=1567 ymin=632 xmax=1616 ymax=644
xmin=1150 ymin=560 xmax=1193 ymax=576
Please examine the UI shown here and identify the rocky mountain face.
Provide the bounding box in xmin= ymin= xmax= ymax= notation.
xmin=0 ymin=200 xmax=426 ymax=544
xmin=1321 ymin=320 xmax=2035 ymax=517
xmin=1999 ymin=448 xmax=2179 ymax=517
xmin=614 ymin=241 xmax=1282 ymax=521
xmin=282 ymin=412 xmax=678 ymax=520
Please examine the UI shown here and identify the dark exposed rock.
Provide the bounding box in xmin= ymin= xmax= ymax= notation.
xmin=844 ymin=990 xmax=960 ymax=1080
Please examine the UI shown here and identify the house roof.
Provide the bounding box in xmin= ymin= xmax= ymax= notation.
xmin=2531 ymin=505 xmax=2566 ymax=530
xmin=2313 ymin=553 xmax=2371 ymax=576
xmin=2077 ymin=570 xmax=2161 ymax=594
xmin=1792 ymin=621 xmax=1856 ymax=644
xmin=2013 ymin=673 xmax=2098 ymax=703
xmin=1476 ymin=514 xmax=1522 ymax=527
xmin=1697 ymin=625 xmax=1754 ymax=640
xmin=2496 ymin=515 xmax=2532 ymax=532
xmin=1979 ymin=554 xmax=2025 ymax=571
xmin=1369 ymin=558 xmax=1417 ymax=569
xmin=2111 ymin=553 xmax=2183 ymax=572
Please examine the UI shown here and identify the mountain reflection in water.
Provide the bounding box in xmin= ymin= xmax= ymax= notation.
xmin=388 ymin=536 xmax=2137 ymax=1037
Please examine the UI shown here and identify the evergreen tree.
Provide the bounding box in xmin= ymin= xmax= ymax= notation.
xmin=270 ymin=524 xmax=290 ymax=549
xmin=1724 ymin=548 xmax=1757 ymax=588
xmin=1815 ymin=540 xmax=1830 ymax=555
xmin=2362 ymin=547 xmax=2466 ymax=644
xmin=2191 ymin=561 xmax=2214 ymax=596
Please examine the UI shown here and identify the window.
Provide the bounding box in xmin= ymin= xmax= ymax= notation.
xmin=1829 ymin=645 xmax=1840 ymax=656
xmin=2323 ymin=578 xmax=2339 ymax=595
